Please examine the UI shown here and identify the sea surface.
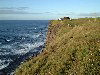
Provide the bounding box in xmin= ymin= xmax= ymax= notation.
xmin=0 ymin=20 xmax=49 ymax=74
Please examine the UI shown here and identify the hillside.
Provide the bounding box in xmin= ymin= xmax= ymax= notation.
xmin=15 ymin=18 xmax=100 ymax=75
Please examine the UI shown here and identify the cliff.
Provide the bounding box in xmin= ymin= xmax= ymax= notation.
xmin=15 ymin=18 xmax=100 ymax=75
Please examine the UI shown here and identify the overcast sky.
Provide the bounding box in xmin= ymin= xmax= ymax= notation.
xmin=0 ymin=0 xmax=100 ymax=20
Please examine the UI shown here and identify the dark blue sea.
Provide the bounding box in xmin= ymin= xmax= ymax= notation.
xmin=0 ymin=20 xmax=49 ymax=74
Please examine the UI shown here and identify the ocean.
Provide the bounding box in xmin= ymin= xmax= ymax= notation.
xmin=0 ymin=20 xmax=49 ymax=74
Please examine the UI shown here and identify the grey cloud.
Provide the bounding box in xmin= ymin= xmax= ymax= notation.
xmin=0 ymin=9 xmax=43 ymax=14
xmin=17 ymin=7 xmax=29 ymax=10
xmin=79 ymin=12 xmax=100 ymax=17
xmin=45 ymin=12 xmax=51 ymax=14
xmin=31 ymin=12 xmax=43 ymax=14
xmin=0 ymin=7 xmax=29 ymax=10
xmin=0 ymin=7 xmax=53 ymax=14
xmin=0 ymin=7 xmax=30 ymax=14
xmin=0 ymin=10 xmax=29 ymax=14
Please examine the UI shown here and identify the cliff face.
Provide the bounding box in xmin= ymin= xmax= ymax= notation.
xmin=16 ymin=18 xmax=100 ymax=75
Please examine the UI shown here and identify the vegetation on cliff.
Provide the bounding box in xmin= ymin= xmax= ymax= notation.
xmin=15 ymin=18 xmax=100 ymax=75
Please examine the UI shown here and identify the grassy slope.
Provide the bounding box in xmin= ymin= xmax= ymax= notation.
xmin=15 ymin=18 xmax=100 ymax=75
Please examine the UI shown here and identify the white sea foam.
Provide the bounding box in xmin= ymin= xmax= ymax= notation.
xmin=1 ymin=45 xmax=12 ymax=49
xmin=0 ymin=41 xmax=44 ymax=55
xmin=13 ymin=42 xmax=44 ymax=55
xmin=26 ymin=34 xmax=41 ymax=38
xmin=0 ymin=63 xmax=9 ymax=70
xmin=0 ymin=52 xmax=10 ymax=55
xmin=0 ymin=59 xmax=12 ymax=70
xmin=32 ymin=34 xmax=41 ymax=38
xmin=0 ymin=47 xmax=11 ymax=55
xmin=6 ymin=39 xmax=11 ymax=42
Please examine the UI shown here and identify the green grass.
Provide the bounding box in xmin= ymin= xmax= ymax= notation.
xmin=15 ymin=18 xmax=100 ymax=75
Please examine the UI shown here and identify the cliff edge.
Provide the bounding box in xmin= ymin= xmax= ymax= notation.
xmin=16 ymin=18 xmax=100 ymax=75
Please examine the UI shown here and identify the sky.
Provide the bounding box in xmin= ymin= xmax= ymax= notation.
xmin=0 ymin=0 xmax=100 ymax=20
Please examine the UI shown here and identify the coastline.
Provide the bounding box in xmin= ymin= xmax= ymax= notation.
xmin=15 ymin=18 xmax=100 ymax=75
